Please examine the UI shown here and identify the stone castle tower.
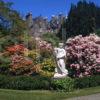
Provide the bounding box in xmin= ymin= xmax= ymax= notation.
xmin=26 ymin=13 xmax=67 ymax=37
xmin=26 ymin=13 xmax=50 ymax=37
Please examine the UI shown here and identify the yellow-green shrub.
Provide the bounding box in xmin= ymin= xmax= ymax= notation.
xmin=40 ymin=58 xmax=56 ymax=77
xmin=27 ymin=50 xmax=41 ymax=64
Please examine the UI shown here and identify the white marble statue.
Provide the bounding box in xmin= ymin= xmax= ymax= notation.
xmin=53 ymin=43 xmax=68 ymax=78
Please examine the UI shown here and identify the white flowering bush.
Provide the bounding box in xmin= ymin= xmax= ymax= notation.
xmin=65 ymin=34 xmax=100 ymax=77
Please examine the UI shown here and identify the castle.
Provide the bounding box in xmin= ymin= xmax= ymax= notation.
xmin=26 ymin=13 xmax=67 ymax=37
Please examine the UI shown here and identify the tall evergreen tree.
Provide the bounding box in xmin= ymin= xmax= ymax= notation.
xmin=67 ymin=1 xmax=96 ymax=37
xmin=57 ymin=0 xmax=100 ymax=39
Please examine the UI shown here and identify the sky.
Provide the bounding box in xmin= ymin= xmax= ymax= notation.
xmin=5 ymin=0 xmax=100 ymax=19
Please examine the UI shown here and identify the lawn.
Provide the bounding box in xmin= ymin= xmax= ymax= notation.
xmin=0 ymin=86 xmax=100 ymax=100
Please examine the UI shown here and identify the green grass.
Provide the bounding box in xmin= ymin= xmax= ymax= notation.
xmin=0 ymin=86 xmax=100 ymax=100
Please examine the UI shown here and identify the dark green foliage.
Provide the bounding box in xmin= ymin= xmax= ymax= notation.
xmin=0 ymin=35 xmax=21 ymax=52
xmin=0 ymin=75 xmax=99 ymax=91
xmin=0 ymin=75 xmax=51 ymax=90
xmin=51 ymin=75 xmax=100 ymax=92
xmin=67 ymin=1 xmax=97 ymax=37
xmin=0 ymin=56 xmax=11 ymax=74
xmin=0 ymin=0 xmax=26 ymax=35
xmin=57 ymin=0 xmax=100 ymax=39
xmin=96 ymin=29 xmax=100 ymax=36
xmin=74 ymin=75 xmax=100 ymax=89
xmin=0 ymin=0 xmax=26 ymax=51
xmin=42 ymin=33 xmax=60 ymax=46
xmin=51 ymin=77 xmax=74 ymax=92
xmin=57 ymin=21 xmax=67 ymax=41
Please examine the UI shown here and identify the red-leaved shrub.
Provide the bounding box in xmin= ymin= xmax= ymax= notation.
xmin=7 ymin=44 xmax=25 ymax=54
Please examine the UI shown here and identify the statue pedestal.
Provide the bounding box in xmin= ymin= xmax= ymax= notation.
xmin=53 ymin=73 xmax=68 ymax=79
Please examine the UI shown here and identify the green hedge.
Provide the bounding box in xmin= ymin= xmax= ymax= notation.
xmin=51 ymin=77 xmax=74 ymax=92
xmin=0 ymin=75 xmax=99 ymax=91
xmin=0 ymin=75 xmax=51 ymax=90
xmin=74 ymin=75 xmax=100 ymax=89
xmin=51 ymin=75 xmax=100 ymax=91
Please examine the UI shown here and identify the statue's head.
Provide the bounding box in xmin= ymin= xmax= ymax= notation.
xmin=59 ymin=43 xmax=64 ymax=48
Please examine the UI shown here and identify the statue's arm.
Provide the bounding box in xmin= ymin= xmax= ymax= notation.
xmin=63 ymin=49 xmax=66 ymax=58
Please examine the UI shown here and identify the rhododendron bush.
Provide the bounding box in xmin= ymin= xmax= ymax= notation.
xmin=36 ymin=37 xmax=52 ymax=51
xmin=65 ymin=34 xmax=100 ymax=77
xmin=35 ymin=37 xmax=53 ymax=57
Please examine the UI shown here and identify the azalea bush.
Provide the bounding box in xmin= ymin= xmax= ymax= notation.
xmin=65 ymin=34 xmax=100 ymax=77
xmin=10 ymin=54 xmax=34 ymax=75
xmin=5 ymin=41 xmax=54 ymax=76
xmin=5 ymin=44 xmax=34 ymax=75
xmin=7 ymin=44 xmax=25 ymax=54
xmin=3 ymin=40 xmax=54 ymax=76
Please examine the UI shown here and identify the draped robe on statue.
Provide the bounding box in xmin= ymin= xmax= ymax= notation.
xmin=54 ymin=47 xmax=68 ymax=78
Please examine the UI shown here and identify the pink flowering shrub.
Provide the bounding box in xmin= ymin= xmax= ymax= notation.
xmin=10 ymin=54 xmax=33 ymax=75
xmin=35 ymin=38 xmax=53 ymax=57
xmin=65 ymin=34 xmax=100 ymax=77
xmin=35 ymin=37 xmax=52 ymax=51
